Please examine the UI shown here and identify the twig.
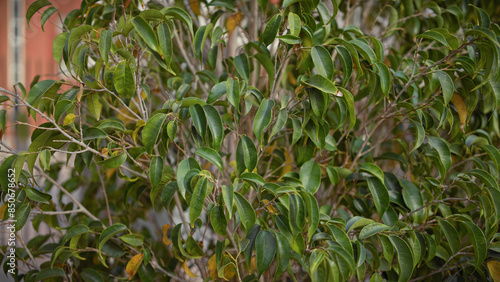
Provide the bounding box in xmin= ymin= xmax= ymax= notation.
xmin=97 ymin=168 xmax=113 ymax=226
xmin=36 ymin=168 xmax=100 ymax=221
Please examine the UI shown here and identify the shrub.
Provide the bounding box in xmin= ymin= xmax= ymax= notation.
xmin=1 ymin=0 xmax=500 ymax=281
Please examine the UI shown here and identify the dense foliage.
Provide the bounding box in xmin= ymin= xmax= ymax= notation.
xmin=1 ymin=0 xmax=500 ymax=281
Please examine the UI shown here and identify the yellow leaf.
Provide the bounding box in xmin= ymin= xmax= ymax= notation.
xmin=162 ymin=224 xmax=172 ymax=245
xmin=0 ymin=203 xmax=6 ymax=220
xmin=450 ymin=92 xmax=467 ymax=132
xmin=101 ymin=148 xmax=109 ymax=156
xmin=208 ymin=254 xmax=217 ymax=280
xmin=76 ymin=84 xmax=84 ymax=102
xmin=281 ymin=148 xmax=293 ymax=176
xmin=250 ymin=256 xmax=257 ymax=273
xmin=106 ymin=168 xmax=117 ymax=180
xmin=63 ymin=114 xmax=76 ymax=126
xmin=262 ymin=199 xmax=277 ymax=214
xmin=183 ymin=261 xmax=198 ymax=277
xmin=126 ymin=253 xmax=144 ymax=279
xmin=488 ymin=261 xmax=500 ymax=282
xmin=132 ymin=119 xmax=146 ymax=145
xmin=226 ymin=12 xmax=242 ymax=34
xmin=190 ymin=0 xmax=200 ymax=16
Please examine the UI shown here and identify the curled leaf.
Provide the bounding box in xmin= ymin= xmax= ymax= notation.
xmin=126 ymin=254 xmax=144 ymax=279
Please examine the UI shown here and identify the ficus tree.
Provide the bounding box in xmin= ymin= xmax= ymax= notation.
xmin=1 ymin=0 xmax=500 ymax=281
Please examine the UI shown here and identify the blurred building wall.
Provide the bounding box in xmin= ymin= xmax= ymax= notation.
xmin=1 ymin=0 xmax=79 ymax=150
xmin=0 ymin=1 xmax=80 ymax=279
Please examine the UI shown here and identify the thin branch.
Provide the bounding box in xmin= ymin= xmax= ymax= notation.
xmin=97 ymin=168 xmax=113 ymax=226
xmin=37 ymin=209 xmax=84 ymax=215
xmin=36 ymin=168 xmax=100 ymax=221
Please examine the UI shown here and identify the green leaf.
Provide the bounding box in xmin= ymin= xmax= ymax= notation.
xmin=256 ymin=230 xmax=277 ymax=276
xmin=39 ymin=149 xmax=51 ymax=171
xmin=26 ymin=0 xmax=51 ymax=29
xmin=269 ymin=109 xmax=288 ymax=141
xmin=374 ymin=63 xmax=391 ymax=97
xmin=189 ymin=104 xmax=207 ymax=140
xmin=190 ymin=176 xmax=208 ymax=225
xmin=261 ymin=14 xmax=282 ymax=46
xmin=234 ymin=192 xmax=256 ymax=231
xmin=195 ymin=147 xmax=223 ymax=171
xmin=61 ymin=224 xmax=90 ymax=243
xmin=40 ymin=7 xmax=58 ymax=32
xmin=81 ymin=268 xmax=104 ymax=282
xmin=367 ymin=177 xmax=390 ymax=217
xmin=34 ymin=267 xmax=65 ymax=281
xmin=52 ymin=32 xmax=68 ymax=66
xmin=203 ymin=105 xmax=224 ymax=151
xmin=185 ymin=236 xmax=204 ymax=258
xmin=327 ymin=224 xmax=353 ymax=256
xmin=194 ymin=25 xmax=208 ymax=59
xmin=311 ymin=46 xmax=333 ymax=80
xmin=274 ymin=232 xmax=290 ymax=278
xmin=236 ymin=136 xmax=257 ymax=174
xmin=157 ymin=23 xmax=174 ymax=74
xmin=142 ymin=113 xmax=167 ymax=154
xmin=234 ymin=53 xmax=250 ymax=81
xmin=435 ymin=71 xmax=454 ymax=105
xmin=438 ymin=220 xmax=461 ymax=255
xmin=480 ymin=145 xmax=500 ymax=173
xmin=427 ymin=136 xmax=452 ymax=178
xmin=97 ymin=152 xmax=127 ymax=169
xmin=240 ymin=172 xmax=265 ymax=186
xmin=132 ymin=16 xmax=159 ymax=52
xmin=253 ymin=99 xmax=275 ymax=147
xmin=162 ymin=7 xmax=194 ymax=36
xmin=338 ymin=87 xmax=356 ymax=131
xmin=288 ymin=193 xmax=306 ymax=236
xmin=411 ymin=121 xmax=425 ymax=152
xmin=114 ymin=61 xmax=135 ymax=99
xmin=149 ymin=156 xmax=163 ymax=190
xmin=25 ymin=187 xmax=52 ymax=204
xmin=389 ymin=235 xmax=414 ymax=282
xmin=328 ymin=243 xmax=356 ymax=275
xmin=302 ymin=75 xmax=338 ymax=94
xmin=417 ymin=30 xmax=451 ymax=49
xmin=210 ymin=205 xmax=228 ymax=236
xmin=176 ymin=158 xmax=200 ymax=198
xmin=399 ymin=179 xmax=425 ymax=223
xmin=16 ymin=204 xmax=31 ymax=231
xmin=226 ymin=78 xmax=240 ymax=112
xmin=120 ymin=234 xmax=144 ymax=246
xmin=87 ymin=93 xmax=102 ymax=121
xmin=222 ymin=185 xmax=234 ymax=218
xmin=288 ymin=12 xmax=301 ymax=37
xmin=68 ymin=25 xmax=92 ymax=54
xmin=350 ymin=39 xmax=377 ymax=64
xmin=299 ymin=191 xmax=319 ymax=243
xmin=309 ymin=88 xmax=328 ymax=118
xmin=243 ymin=224 xmax=261 ymax=268
xmin=299 ymin=160 xmax=321 ymax=194
xmin=359 ymin=223 xmax=390 ymax=239
xmin=161 ymin=182 xmax=177 ymax=208
xmin=460 ymin=220 xmax=487 ymax=268
xmin=468 ymin=169 xmax=498 ymax=190
xmin=99 ymin=29 xmax=113 ymax=65
xmin=291 ymin=118 xmax=302 ymax=145
xmin=360 ymin=163 xmax=385 ymax=183
xmin=98 ymin=224 xmax=128 ymax=256
xmin=27 ymin=80 xmax=59 ymax=106
xmin=335 ymin=46 xmax=353 ymax=86
xmin=207 ymin=82 xmax=226 ymax=104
